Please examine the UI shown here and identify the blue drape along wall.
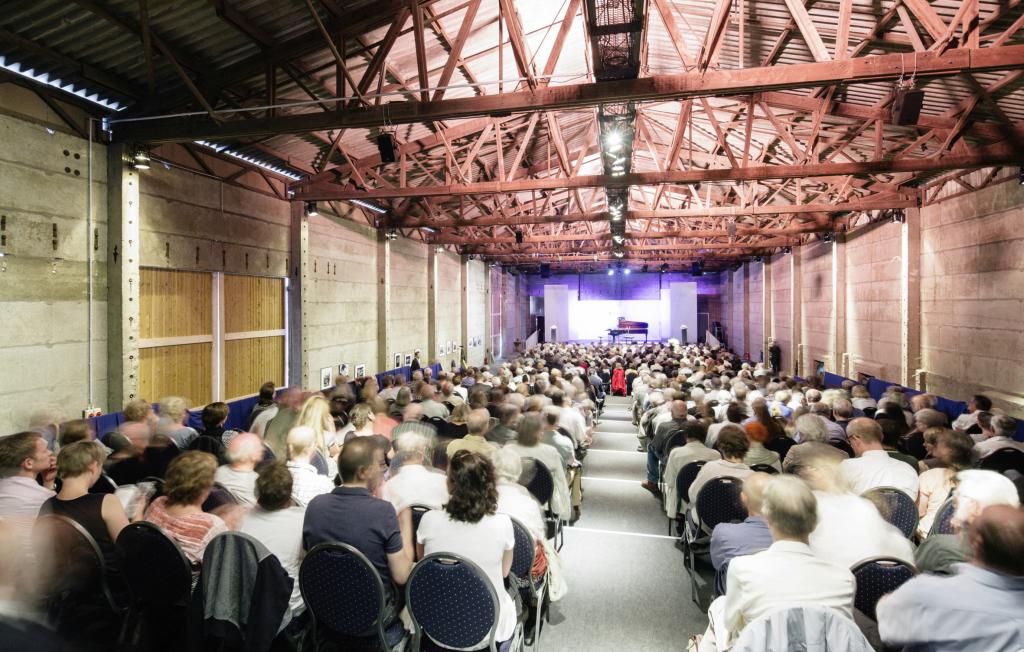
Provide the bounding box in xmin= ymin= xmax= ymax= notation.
xmin=90 ymin=364 xmax=446 ymax=437
xmin=801 ymin=372 xmax=1022 ymax=441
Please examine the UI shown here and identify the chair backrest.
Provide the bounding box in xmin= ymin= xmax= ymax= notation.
xmin=829 ymin=439 xmax=855 ymax=458
xmin=862 ymin=486 xmax=918 ymax=538
xmin=851 ymin=557 xmax=917 ymax=621
xmin=518 ymin=457 xmax=555 ymax=507
xmin=116 ymin=521 xmax=193 ymax=607
xmin=928 ymin=497 xmax=956 ymax=536
xmin=201 ymin=482 xmax=239 ymax=512
xmin=508 ymin=517 xmax=536 ymax=588
xmin=731 ymin=605 xmax=874 ymax=652
xmin=675 ymin=460 xmax=708 ymax=507
xmin=663 ymin=430 xmax=685 ymax=457
xmin=300 ymin=542 xmax=386 ymax=638
xmin=979 ymin=447 xmax=1024 ymax=474
xmin=406 ymin=553 xmax=498 ymax=651
xmin=694 ymin=476 xmax=748 ymax=532
xmin=410 ymin=503 xmax=433 ymax=542
xmin=34 ymin=514 xmax=119 ymax=617
xmin=749 ymin=464 xmax=779 ymax=474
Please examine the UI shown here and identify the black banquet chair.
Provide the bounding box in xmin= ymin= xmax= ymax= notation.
xmin=116 ymin=521 xmax=193 ymax=651
xmin=978 ymin=447 xmax=1024 ymax=474
xmin=299 ymin=542 xmax=408 ymax=651
xmin=657 ymin=430 xmax=685 ymax=489
xmin=667 ymin=460 xmax=708 ymax=535
xmin=862 ymin=486 xmax=918 ymax=539
xmin=928 ymin=497 xmax=956 ymax=536
xmin=406 ymin=553 xmax=518 ymax=652
xmin=33 ymin=514 xmax=125 ymax=645
xmin=519 ymin=457 xmax=563 ymax=550
xmin=850 ymin=557 xmax=917 ymax=621
xmin=410 ymin=503 xmax=433 ymax=546
xmin=684 ymin=476 xmax=747 ymax=609
xmin=509 ymin=517 xmax=547 ymax=651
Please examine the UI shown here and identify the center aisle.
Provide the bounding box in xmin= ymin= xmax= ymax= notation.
xmin=541 ymin=396 xmax=708 ymax=650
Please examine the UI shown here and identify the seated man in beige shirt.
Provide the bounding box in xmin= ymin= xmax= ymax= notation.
xmin=446 ymin=408 xmax=498 ymax=461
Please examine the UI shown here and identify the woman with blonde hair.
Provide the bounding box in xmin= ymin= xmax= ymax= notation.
xmin=297 ymin=394 xmax=339 ymax=477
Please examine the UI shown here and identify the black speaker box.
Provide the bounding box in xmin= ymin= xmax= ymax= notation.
xmin=376 ymin=133 xmax=397 ymax=163
xmin=891 ymin=88 xmax=924 ymax=126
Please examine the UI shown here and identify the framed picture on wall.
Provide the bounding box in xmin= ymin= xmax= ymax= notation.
xmin=394 ymin=353 xmax=402 ymax=368
xmin=355 ymin=364 xmax=366 ymax=378
xmin=404 ymin=354 xmax=412 ymax=366
xmin=338 ymin=363 xmax=349 ymax=377
xmin=447 ymin=341 xmax=453 ymax=354
xmin=438 ymin=344 xmax=445 ymax=357
xmin=319 ymin=367 xmax=333 ymax=390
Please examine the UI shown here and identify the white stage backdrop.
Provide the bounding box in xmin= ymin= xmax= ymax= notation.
xmin=543 ymin=282 xmax=697 ymax=342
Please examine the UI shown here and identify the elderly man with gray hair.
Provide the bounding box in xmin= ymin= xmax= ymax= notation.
xmin=782 ymin=414 xmax=848 ymax=474
xmin=382 ymin=425 xmax=448 ymax=512
xmin=696 ymin=476 xmax=856 ymax=652
xmin=214 ymin=432 xmax=265 ymax=505
xmin=971 ymin=414 xmax=1024 ymax=462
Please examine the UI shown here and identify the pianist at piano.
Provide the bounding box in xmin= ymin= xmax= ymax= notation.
xmin=608 ymin=318 xmax=649 ymax=342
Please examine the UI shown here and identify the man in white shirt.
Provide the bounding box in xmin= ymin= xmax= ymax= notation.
xmin=795 ymin=449 xmax=914 ymax=568
xmin=553 ymin=390 xmax=587 ymax=448
xmin=840 ymin=418 xmax=919 ymax=498
xmin=698 ymin=475 xmax=856 ymax=651
xmin=382 ymin=427 xmax=448 ymax=512
xmin=971 ymin=414 xmax=1024 ymax=462
xmin=951 ymin=394 xmax=991 ymax=432
xmin=286 ymin=426 xmax=335 ymax=507
xmin=214 ymin=432 xmax=264 ymax=505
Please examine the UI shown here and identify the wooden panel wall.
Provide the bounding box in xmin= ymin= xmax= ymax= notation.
xmin=140 ymin=269 xmax=212 ymax=338
xmin=139 ymin=343 xmax=212 ymax=406
xmin=224 ymin=336 xmax=285 ymax=400
xmin=225 ymin=275 xmax=284 ymax=333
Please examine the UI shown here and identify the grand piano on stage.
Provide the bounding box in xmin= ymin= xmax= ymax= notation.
xmin=607 ymin=318 xmax=648 ymax=342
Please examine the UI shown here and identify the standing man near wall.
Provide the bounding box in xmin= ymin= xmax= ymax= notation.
xmin=410 ymin=349 xmax=422 ymax=372
xmin=768 ymin=338 xmax=782 ymax=374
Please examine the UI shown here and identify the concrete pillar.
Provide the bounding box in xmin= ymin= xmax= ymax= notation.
xmin=376 ymin=231 xmax=390 ymax=373
xmin=791 ymin=246 xmax=803 ymax=377
xmin=427 ymin=247 xmax=437 ymax=367
xmin=287 ymin=201 xmax=308 ymax=386
xmin=901 ymin=207 xmax=922 ymax=388
xmin=460 ymin=256 xmax=469 ymax=368
xmin=742 ymin=263 xmax=751 ymax=359
xmin=484 ymin=265 xmax=492 ymax=362
xmin=763 ymin=256 xmax=773 ymax=359
xmin=832 ymin=235 xmax=848 ymax=376
xmin=106 ymin=144 xmax=140 ymax=408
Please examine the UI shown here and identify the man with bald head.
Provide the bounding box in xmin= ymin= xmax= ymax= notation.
xmin=642 ymin=399 xmax=690 ymax=495
xmin=840 ymin=418 xmax=919 ymax=497
xmin=214 ymin=432 xmax=265 ymax=505
xmin=877 ymin=504 xmax=1024 ymax=651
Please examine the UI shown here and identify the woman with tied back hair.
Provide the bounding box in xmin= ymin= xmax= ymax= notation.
xmin=916 ymin=429 xmax=975 ymax=538
xmin=742 ymin=422 xmax=782 ymax=472
xmin=750 ymin=401 xmax=794 ymax=461
xmin=416 ymin=451 xmax=518 ymax=645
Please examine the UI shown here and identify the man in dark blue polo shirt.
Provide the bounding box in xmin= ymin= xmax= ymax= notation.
xmin=303 ymin=437 xmax=414 ymax=625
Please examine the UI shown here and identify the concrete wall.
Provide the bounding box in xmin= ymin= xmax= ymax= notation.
xmin=0 ymin=104 xmax=108 ymax=431
xmin=306 ymin=212 xmax=378 ymax=385
xmin=0 ymin=98 xmax=521 ymax=432
xmin=844 ymin=220 xmax=902 ymax=381
xmin=435 ymin=251 xmax=462 ymax=368
xmin=769 ymin=253 xmax=793 ymax=372
xmin=920 ymin=181 xmax=1024 ymax=417
xmin=727 ymin=266 xmax=746 ymax=355
xmin=748 ymin=262 xmax=764 ymax=363
xmin=800 ymin=240 xmax=835 ymax=374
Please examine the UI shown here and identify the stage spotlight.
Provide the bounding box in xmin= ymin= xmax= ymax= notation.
xmin=891 ymin=208 xmax=906 ymax=224
xmin=607 ymin=268 xmax=615 ymax=276
xmin=623 ymin=268 xmax=630 ymax=275
xmin=782 ymin=246 xmax=792 ymax=255
xmin=613 ymin=251 xmax=624 ymax=258
xmin=131 ymin=146 xmax=151 ymax=170
xmin=754 ymin=255 xmax=763 ymax=263
xmin=385 ymin=228 xmax=399 ymax=241
xmin=822 ymin=232 xmax=835 ymax=243
xmin=304 ymin=201 xmax=319 ymax=217
xmin=660 ymin=263 xmax=668 ymax=273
